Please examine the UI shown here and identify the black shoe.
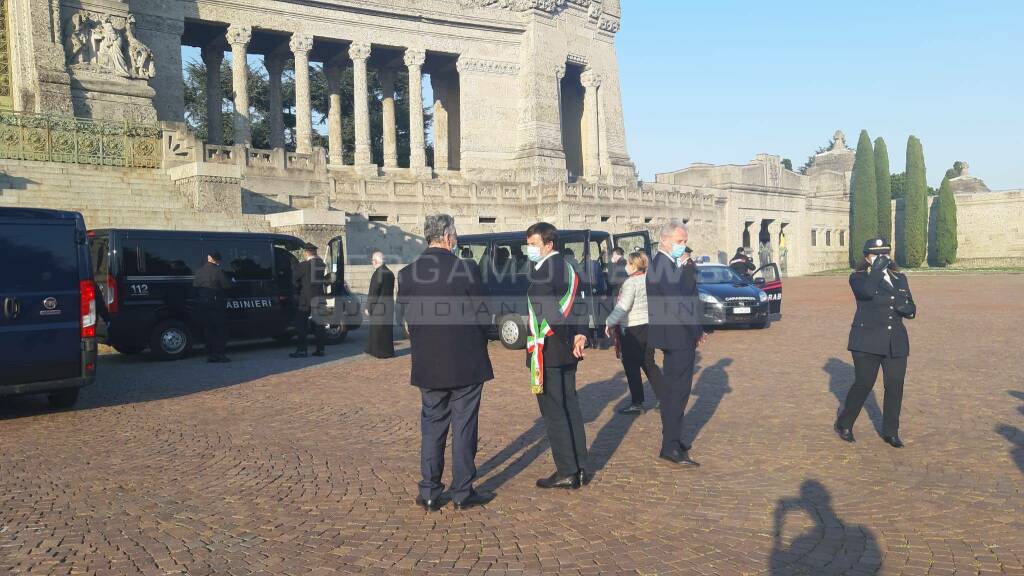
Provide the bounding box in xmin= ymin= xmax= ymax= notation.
xmin=576 ymin=469 xmax=592 ymax=486
xmin=882 ymin=435 xmax=904 ymax=448
xmin=659 ymin=449 xmax=700 ymax=467
xmin=834 ymin=422 xmax=855 ymax=443
xmin=536 ymin=471 xmax=581 ymax=489
xmin=453 ymin=490 xmax=495 ymax=510
xmin=618 ymin=403 xmax=643 ymax=415
xmin=289 ymin=351 xmax=308 ymax=358
xmin=414 ymin=495 xmax=443 ymax=512
xmin=312 ymin=349 xmax=325 ymax=357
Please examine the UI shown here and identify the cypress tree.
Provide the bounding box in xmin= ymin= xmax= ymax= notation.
xmin=874 ymin=137 xmax=892 ymax=242
xmin=849 ymin=130 xmax=878 ymax=267
xmin=934 ymin=176 xmax=958 ymax=266
xmin=900 ymin=136 xmax=928 ymax=267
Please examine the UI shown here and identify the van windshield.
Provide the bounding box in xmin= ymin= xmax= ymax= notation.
xmin=0 ymin=223 xmax=78 ymax=292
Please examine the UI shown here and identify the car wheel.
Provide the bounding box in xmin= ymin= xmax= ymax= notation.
xmin=113 ymin=344 xmax=145 ymax=355
xmin=754 ymin=316 xmax=772 ymax=329
xmin=498 ymin=315 xmax=527 ymax=350
xmin=325 ymin=324 xmax=347 ymax=345
xmin=150 ymin=320 xmax=193 ymax=361
xmin=47 ymin=388 xmax=80 ymax=409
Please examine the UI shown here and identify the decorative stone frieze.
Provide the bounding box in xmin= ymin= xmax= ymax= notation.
xmin=455 ymin=57 xmax=520 ymax=76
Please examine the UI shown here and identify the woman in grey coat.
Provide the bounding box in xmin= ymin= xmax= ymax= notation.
xmin=605 ymin=251 xmax=662 ymax=414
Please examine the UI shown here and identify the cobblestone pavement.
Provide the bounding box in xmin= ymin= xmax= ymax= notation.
xmin=1 ymin=275 xmax=1022 ymax=576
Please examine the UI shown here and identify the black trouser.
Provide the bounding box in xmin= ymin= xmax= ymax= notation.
xmin=656 ymin=347 xmax=696 ymax=453
xmin=837 ymin=351 xmax=907 ymax=437
xmin=536 ymin=367 xmax=589 ymax=477
xmin=419 ymin=383 xmax=484 ymax=503
xmin=619 ymin=324 xmax=661 ymax=405
xmin=293 ymin=307 xmax=325 ymax=353
xmin=200 ymin=299 xmax=227 ymax=358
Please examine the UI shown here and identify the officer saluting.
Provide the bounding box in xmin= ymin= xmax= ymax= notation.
xmin=835 ymin=238 xmax=917 ymax=448
xmin=193 ymin=250 xmax=232 ymax=363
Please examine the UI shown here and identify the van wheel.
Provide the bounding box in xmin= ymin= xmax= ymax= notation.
xmin=150 ymin=320 xmax=192 ymax=360
xmin=48 ymin=388 xmax=80 ymax=409
xmin=325 ymin=324 xmax=347 ymax=345
xmin=113 ymin=344 xmax=145 ymax=355
xmin=498 ymin=315 xmax=527 ymax=350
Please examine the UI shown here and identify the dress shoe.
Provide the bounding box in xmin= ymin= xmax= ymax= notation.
xmin=834 ymin=422 xmax=855 ymax=443
xmin=312 ymin=349 xmax=325 ymax=357
xmin=453 ymin=490 xmax=495 ymax=510
xmin=882 ymin=435 xmax=904 ymax=448
xmin=536 ymin=471 xmax=581 ymax=489
xmin=289 ymin=351 xmax=308 ymax=358
xmin=659 ymin=449 xmax=700 ymax=467
xmin=414 ymin=495 xmax=443 ymax=512
xmin=576 ymin=469 xmax=592 ymax=486
xmin=618 ymin=403 xmax=643 ymax=415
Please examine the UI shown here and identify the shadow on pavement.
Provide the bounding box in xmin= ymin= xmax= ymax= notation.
xmin=0 ymin=329 xmax=406 ymax=420
xmin=770 ymin=479 xmax=882 ymax=575
xmin=824 ymin=357 xmax=884 ymax=436
xmin=682 ymin=357 xmax=733 ymax=448
xmin=995 ymin=390 xmax=1024 ymax=475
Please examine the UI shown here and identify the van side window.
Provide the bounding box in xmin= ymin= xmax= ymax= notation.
xmin=90 ymin=237 xmax=109 ymax=278
xmin=220 ymin=240 xmax=273 ymax=281
xmin=489 ymin=242 xmax=531 ymax=280
xmin=141 ymin=239 xmax=202 ymax=277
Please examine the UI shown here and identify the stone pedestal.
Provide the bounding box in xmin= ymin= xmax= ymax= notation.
xmin=167 ymin=161 xmax=242 ymax=213
xmin=69 ymin=72 xmax=157 ymax=122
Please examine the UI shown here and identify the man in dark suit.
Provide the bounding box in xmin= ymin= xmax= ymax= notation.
xmin=396 ymin=214 xmax=495 ymax=511
xmin=289 ymin=243 xmax=327 ymax=358
xmin=647 ymin=219 xmax=708 ymax=467
xmin=365 ymin=249 xmax=395 ymax=359
xmin=194 ymin=250 xmax=232 ymax=363
xmin=608 ymin=247 xmax=628 ymax=297
xmin=525 ymin=222 xmax=591 ymax=489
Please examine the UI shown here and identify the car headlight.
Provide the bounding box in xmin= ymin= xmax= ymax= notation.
xmin=758 ymin=290 xmax=768 ymax=303
xmin=699 ymin=293 xmax=721 ymax=305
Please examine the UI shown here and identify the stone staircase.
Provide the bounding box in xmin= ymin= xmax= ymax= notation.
xmin=0 ymin=160 xmax=271 ymax=233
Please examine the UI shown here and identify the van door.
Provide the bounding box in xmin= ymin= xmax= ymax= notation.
xmin=217 ymin=238 xmax=277 ymax=338
xmin=753 ymin=263 xmax=783 ymax=315
xmin=558 ymin=231 xmax=596 ymax=330
xmin=0 ymin=216 xmax=83 ymax=385
xmin=612 ymin=231 xmax=652 ymax=255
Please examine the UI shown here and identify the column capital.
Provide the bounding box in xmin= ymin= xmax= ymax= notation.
xmin=348 ymin=42 xmax=372 ymax=62
xmin=404 ymin=48 xmax=426 ymax=68
xmin=289 ymin=33 xmax=314 ymax=55
xmin=580 ymin=69 xmax=603 ymax=88
xmin=555 ymin=63 xmax=566 ymax=80
xmin=226 ymin=24 xmax=252 ymax=47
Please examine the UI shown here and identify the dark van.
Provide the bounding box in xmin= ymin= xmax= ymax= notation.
xmin=1 ymin=208 xmax=97 ymax=408
xmin=457 ymin=229 xmax=651 ymax=349
xmin=89 ymin=229 xmax=361 ymax=360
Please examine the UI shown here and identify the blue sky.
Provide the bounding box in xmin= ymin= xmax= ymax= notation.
xmin=617 ymin=1 xmax=1024 ymax=189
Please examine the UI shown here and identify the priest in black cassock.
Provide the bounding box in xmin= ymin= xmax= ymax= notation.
xmin=365 ymin=249 xmax=396 ymax=358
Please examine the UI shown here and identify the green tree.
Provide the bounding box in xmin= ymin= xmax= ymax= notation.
xmin=874 ymin=137 xmax=892 ymax=241
xmin=781 ymin=158 xmax=793 ymax=171
xmin=849 ymin=130 xmax=877 ymax=267
xmin=900 ymin=135 xmax=928 ymax=267
xmin=890 ymin=172 xmax=905 ymax=199
xmin=933 ymin=175 xmax=958 ymax=266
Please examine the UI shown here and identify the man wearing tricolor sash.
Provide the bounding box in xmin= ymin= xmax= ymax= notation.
xmin=525 ymin=222 xmax=591 ymax=490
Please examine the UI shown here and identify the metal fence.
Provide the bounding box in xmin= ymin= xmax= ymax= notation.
xmin=0 ymin=111 xmax=161 ymax=168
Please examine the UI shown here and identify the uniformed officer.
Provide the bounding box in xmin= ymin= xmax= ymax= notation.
xmin=290 ymin=243 xmax=327 ymax=358
xmin=193 ymin=250 xmax=232 ymax=363
xmin=729 ymin=247 xmax=755 ymax=279
xmin=835 ymin=238 xmax=917 ymax=448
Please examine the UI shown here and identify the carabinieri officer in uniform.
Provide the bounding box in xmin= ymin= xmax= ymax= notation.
xmin=835 ymin=238 xmax=917 ymax=448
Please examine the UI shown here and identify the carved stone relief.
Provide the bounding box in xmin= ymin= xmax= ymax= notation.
xmin=64 ymin=12 xmax=155 ymax=79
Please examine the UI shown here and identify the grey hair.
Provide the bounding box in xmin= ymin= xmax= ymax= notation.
xmin=659 ymin=218 xmax=688 ymax=239
xmin=424 ymin=213 xmax=457 ymax=245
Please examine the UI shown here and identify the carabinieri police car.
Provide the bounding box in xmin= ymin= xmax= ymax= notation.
xmin=696 ymin=262 xmax=782 ymax=329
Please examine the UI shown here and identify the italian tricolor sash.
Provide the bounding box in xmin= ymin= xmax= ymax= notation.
xmin=527 ymin=260 xmax=579 ymax=394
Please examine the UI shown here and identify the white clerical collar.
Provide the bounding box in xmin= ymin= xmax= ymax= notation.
xmin=535 ymin=250 xmax=559 ymax=270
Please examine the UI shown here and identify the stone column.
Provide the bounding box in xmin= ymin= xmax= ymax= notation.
xmin=201 ymin=45 xmax=225 ymax=145
xmin=265 ymin=53 xmax=287 ymax=149
xmin=580 ymin=69 xmax=603 ymax=180
xmin=555 ymin=64 xmax=566 ymax=175
xmin=431 ymin=74 xmax=449 ymax=171
xmin=325 ymin=58 xmax=345 ymax=165
xmin=378 ymin=69 xmax=398 ymax=168
xmin=290 ymin=33 xmax=315 ymax=155
xmin=348 ymin=42 xmax=373 ymax=168
xmin=227 ymin=24 xmax=252 ymax=146
xmin=404 ymin=49 xmax=427 ymax=174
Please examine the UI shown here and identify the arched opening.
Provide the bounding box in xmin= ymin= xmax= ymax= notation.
xmin=560 ymin=63 xmax=585 ymax=182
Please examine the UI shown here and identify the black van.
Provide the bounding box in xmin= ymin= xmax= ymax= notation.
xmin=89 ymin=229 xmax=362 ymax=360
xmin=1 ymin=208 xmax=97 ymax=407
xmin=457 ymin=229 xmax=651 ymax=349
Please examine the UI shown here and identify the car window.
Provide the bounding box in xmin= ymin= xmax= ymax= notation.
xmin=698 ymin=266 xmax=742 ymax=284
xmin=140 ymin=239 xmax=203 ymax=277
xmin=488 ymin=241 xmax=531 ymax=280
xmin=90 ymin=236 xmax=109 ymax=278
xmin=458 ymin=243 xmax=488 ymax=265
xmin=218 ymin=240 xmax=273 ymax=281
xmin=0 ymin=223 xmax=78 ymax=292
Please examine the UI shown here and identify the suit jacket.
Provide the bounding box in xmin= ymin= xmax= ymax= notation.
xmin=397 ymin=247 xmax=493 ymax=389
xmin=294 ymin=257 xmax=326 ymax=310
xmin=646 ymin=250 xmax=704 ymax=351
xmin=366 ymin=265 xmax=396 ymax=318
xmin=848 ymin=264 xmax=916 ymax=357
xmin=608 ymin=260 xmax=629 ymax=296
xmin=526 ymin=253 xmax=587 ymax=369
xmin=193 ymin=262 xmax=231 ymax=304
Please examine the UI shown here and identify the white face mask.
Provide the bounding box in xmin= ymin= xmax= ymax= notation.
xmin=527 ymin=245 xmax=543 ymax=263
